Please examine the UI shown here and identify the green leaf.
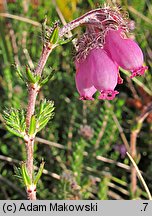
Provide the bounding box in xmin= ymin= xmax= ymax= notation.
xmin=3 ymin=109 xmax=26 ymax=138
xmin=39 ymin=69 xmax=55 ymax=87
xmin=35 ymin=75 xmax=41 ymax=83
xmin=33 ymin=161 xmax=45 ymax=185
xmin=15 ymin=64 xmax=24 ymax=81
xmin=50 ymin=27 xmax=59 ymax=44
xmin=26 ymin=66 xmax=36 ymax=83
xmin=37 ymin=118 xmax=51 ymax=132
xmin=29 ymin=115 xmax=36 ymax=136
xmin=14 ymin=166 xmax=23 ymax=181
xmin=42 ymin=16 xmax=47 ymax=44
xmin=21 ymin=162 xmax=32 ymax=186
xmin=36 ymin=100 xmax=55 ymax=132
xmin=6 ymin=125 xmax=24 ymax=138
xmin=39 ymin=99 xmax=45 ymax=115
xmin=58 ymin=34 xmax=77 ymax=45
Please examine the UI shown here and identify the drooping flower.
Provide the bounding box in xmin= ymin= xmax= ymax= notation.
xmin=75 ymin=48 xmax=119 ymax=100
xmin=74 ymin=6 xmax=148 ymax=101
xmin=104 ymin=28 xmax=148 ymax=78
xmin=90 ymin=48 xmax=119 ymax=100
xmin=75 ymin=58 xmax=96 ymax=100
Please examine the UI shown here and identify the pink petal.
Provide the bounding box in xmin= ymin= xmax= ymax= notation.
xmin=89 ymin=48 xmax=119 ymax=100
xmin=75 ymin=58 xmax=96 ymax=100
xmin=104 ymin=29 xmax=148 ymax=77
xmin=99 ymin=90 xmax=119 ymax=100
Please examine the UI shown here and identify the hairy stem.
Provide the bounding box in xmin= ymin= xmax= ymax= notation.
xmin=59 ymin=8 xmax=127 ymax=37
xmin=35 ymin=44 xmax=52 ymax=76
xmin=28 ymin=188 xmax=36 ymax=200
xmin=26 ymin=139 xmax=36 ymax=200
xmin=26 ymin=85 xmax=38 ymax=129
xmin=26 ymin=139 xmax=34 ymax=180
xmin=25 ymin=44 xmax=52 ymax=200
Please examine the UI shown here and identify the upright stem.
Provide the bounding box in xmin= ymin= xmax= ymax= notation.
xmin=130 ymin=129 xmax=138 ymax=197
xmin=25 ymin=44 xmax=52 ymax=200
xmin=130 ymin=105 xmax=150 ymax=198
xmin=26 ymin=139 xmax=34 ymax=180
xmin=35 ymin=45 xmax=52 ymax=76
xmin=26 ymin=85 xmax=38 ymax=129
xmin=26 ymin=139 xmax=36 ymax=200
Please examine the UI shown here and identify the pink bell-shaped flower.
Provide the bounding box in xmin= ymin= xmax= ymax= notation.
xmin=90 ymin=48 xmax=119 ymax=100
xmin=104 ymin=29 xmax=148 ymax=78
xmin=75 ymin=58 xmax=96 ymax=100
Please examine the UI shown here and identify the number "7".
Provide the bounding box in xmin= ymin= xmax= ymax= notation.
xmin=143 ymin=203 xmax=148 ymax=211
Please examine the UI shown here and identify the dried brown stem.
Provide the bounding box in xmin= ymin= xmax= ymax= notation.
xmin=7 ymin=22 xmax=20 ymax=67
xmin=67 ymin=112 xmax=75 ymax=164
xmin=130 ymin=102 xmax=152 ymax=198
xmin=0 ymin=13 xmax=41 ymax=26
xmin=106 ymin=101 xmax=130 ymax=151
xmin=130 ymin=130 xmax=138 ymax=196
xmin=94 ymin=114 xmax=108 ymax=150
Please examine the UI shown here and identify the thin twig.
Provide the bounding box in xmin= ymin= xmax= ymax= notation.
xmin=126 ymin=76 xmax=139 ymax=99
xmin=130 ymin=102 xmax=152 ymax=197
xmin=94 ymin=114 xmax=108 ymax=150
xmin=35 ymin=137 xmax=131 ymax=172
xmin=106 ymin=101 xmax=130 ymax=151
xmin=0 ymin=13 xmax=41 ymax=26
xmin=0 ymin=175 xmax=26 ymax=198
xmin=67 ymin=112 xmax=75 ymax=162
xmin=127 ymin=6 xmax=152 ymax=25
xmin=120 ymin=68 xmax=152 ymax=96
xmin=127 ymin=152 xmax=152 ymax=200
xmin=35 ymin=137 xmax=66 ymax=149
xmin=108 ymin=182 xmax=129 ymax=196
xmin=0 ymin=155 xmax=19 ymax=164
xmin=36 ymin=136 xmax=132 ymax=172
xmin=0 ymin=155 xmax=60 ymax=180
xmin=7 ymin=22 xmax=20 ymax=66
xmin=96 ymin=155 xmax=130 ymax=171
xmin=130 ymin=130 xmax=138 ymax=196
xmin=108 ymin=190 xmax=123 ymax=200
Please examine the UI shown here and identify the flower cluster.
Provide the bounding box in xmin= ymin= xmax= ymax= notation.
xmin=75 ymin=7 xmax=148 ymax=100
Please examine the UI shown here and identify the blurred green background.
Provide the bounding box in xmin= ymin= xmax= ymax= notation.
xmin=0 ymin=0 xmax=152 ymax=199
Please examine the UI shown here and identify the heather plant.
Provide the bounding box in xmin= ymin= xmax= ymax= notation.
xmin=0 ymin=0 xmax=152 ymax=200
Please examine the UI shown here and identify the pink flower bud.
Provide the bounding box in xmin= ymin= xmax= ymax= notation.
xmin=90 ymin=48 xmax=119 ymax=100
xmin=75 ymin=58 xmax=96 ymax=100
xmin=104 ymin=29 xmax=148 ymax=78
